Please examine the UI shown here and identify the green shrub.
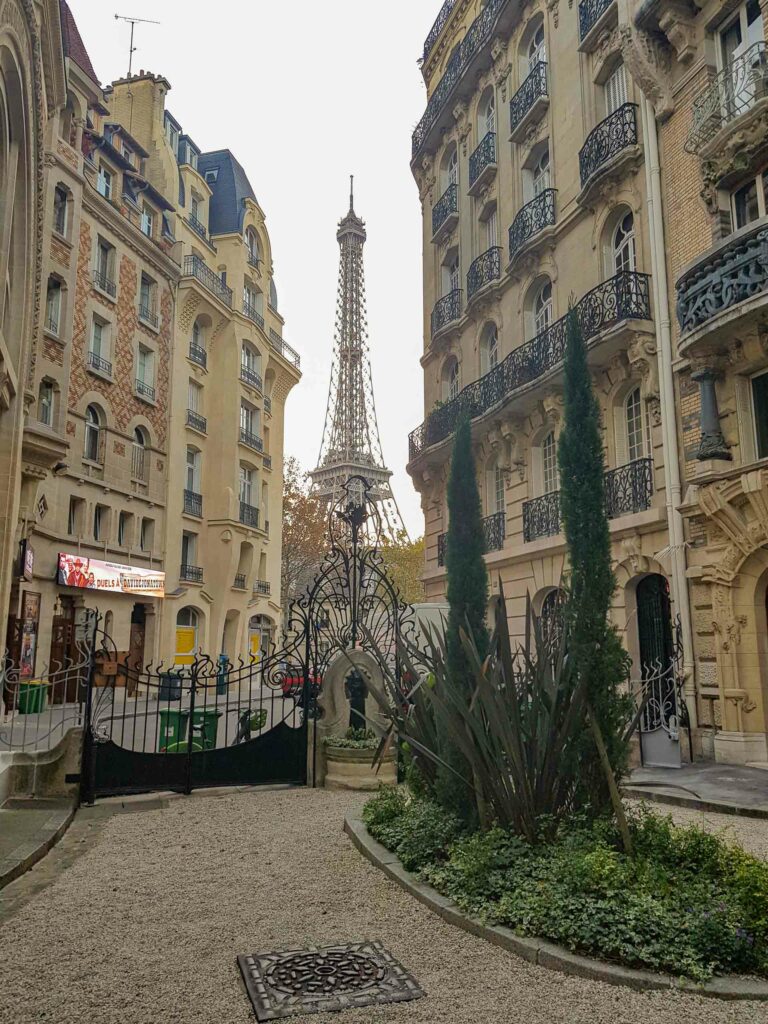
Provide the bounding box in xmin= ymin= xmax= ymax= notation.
xmin=363 ymin=788 xmax=463 ymax=871
xmin=324 ymin=728 xmax=379 ymax=750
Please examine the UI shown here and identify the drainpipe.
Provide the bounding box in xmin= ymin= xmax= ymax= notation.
xmin=639 ymin=96 xmax=697 ymax=728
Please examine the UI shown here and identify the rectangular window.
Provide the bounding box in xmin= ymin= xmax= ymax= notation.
xmin=137 ymin=345 xmax=154 ymax=386
xmin=186 ymin=448 xmax=200 ymax=492
xmin=188 ymin=380 xmax=202 ymax=412
xmin=141 ymin=206 xmax=154 ymax=237
xmin=95 ymin=239 xmax=115 ymax=292
xmin=53 ymin=186 xmax=68 ymax=236
xmin=90 ymin=317 xmax=104 ymax=357
xmin=191 ymin=195 xmax=200 ymax=220
xmin=240 ymin=402 xmax=254 ymax=435
xmin=97 ymin=166 xmax=113 ymax=199
xmin=239 ymin=465 xmax=253 ymax=505
xmin=734 ymin=179 xmax=760 ymax=228
xmin=139 ymin=274 xmax=156 ymax=323
xmin=45 ymin=280 xmax=61 ymax=334
xmin=39 ymin=382 xmax=54 ymax=426
xmin=117 ymin=511 xmax=129 ymax=546
xmin=752 ymin=370 xmax=768 ymax=459
xmin=181 ymin=531 xmax=197 ymax=566
xmin=67 ymin=497 xmax=81 ymax=535
xmin=605 ymin=63 xmax=628 ymax=116
xmin=140 ymin=517 xmax=153 ymax=552
xmin=494 ymin=465 xmax=505 ymax=514
xmin=485 ymin=210 xmax=498 ymax=249
xmin=93 ymin=504 xmax=104 ymax=541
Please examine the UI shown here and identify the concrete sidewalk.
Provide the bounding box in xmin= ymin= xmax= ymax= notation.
xmin=625 ymin=762 xmax=768 ymax=818
xmin=0 ymin=799 xmax=75 ymax=889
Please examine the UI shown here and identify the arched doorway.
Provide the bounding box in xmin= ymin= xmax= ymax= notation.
xmin=636 ymin=574 xmax=680 ymax=767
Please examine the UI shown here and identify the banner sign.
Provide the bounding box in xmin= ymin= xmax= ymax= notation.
xmin=57 ymin=553 xmax=165 ymax=597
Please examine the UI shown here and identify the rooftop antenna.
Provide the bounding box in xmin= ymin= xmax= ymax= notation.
xmin=349 ymin=174 xmax=354 ymax=211
xmin=114 ymin=14 xmax=160 ymax=77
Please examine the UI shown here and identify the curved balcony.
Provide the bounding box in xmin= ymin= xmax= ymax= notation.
xmin=431 ymin=289 xmax=463 ymax=338
xmin=686 ymin=42 xmax=768 ymax=157
xmin=578 ymin=0 xmax=616 ymax=49
xmin=437 ymin=510 xmax=505 ymax=566
xmin=432 ymin=183 xmax=458 ymax=240
xmin=676 ymin=221 xmax=768 ymax=350
xmin=243 ymin=300 xmax=265 ymax=330
xmin=508 ymin=189 xmax=557 ymax=264
xmin=509 ymin=62 xmax=549 ymax=144
xmin=409 ymin=270 xmax=651 ymax=462
xmin=467 ymin=246 xmax=501 ymax=301
xmin=468 ymin=131 xmax=497 ymax=195
xmin=422 ymin=0 xmax=459 ymax=65
xmin=578 ymin=103 xmax=639 ymax=197
xmin=412 ymin=0 xmax=509 ymax=160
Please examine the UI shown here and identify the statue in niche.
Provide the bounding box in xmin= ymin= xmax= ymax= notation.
xmin=344 ymin=669 xmax=368 ymax=732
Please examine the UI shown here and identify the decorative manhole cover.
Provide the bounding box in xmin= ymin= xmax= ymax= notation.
xmin=237 ymin=941 xmax=424 ymax=1020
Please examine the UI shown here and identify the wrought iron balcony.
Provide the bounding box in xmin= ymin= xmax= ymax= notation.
xmin=187 ymin=214 xmax=207 ymax=241
xmin=412 ymin=0 xmax=506 ymax=159
xmin=604 ymin=457 xmax=654 ymax=520
xmin=247 ymin=251 xmax=260 ymax=270
xmin=45 ymin=314 xmax=59 ymax=335
xmin=508 ymin=189 xmax=556 ymax=262
xmin=264 ymin=396 xmax=272 ymax=415
xmin=239 ymin=501 xmax=260 ymax=529
xmin=467 ymin=246 xmax=501 ymax=300
xmin=268 ymin=329 xmax=301 ymax=368
xmin=578 ymin=0 xmax=614 ymax=42
xmin=87 ymin=350 xmax=112 ymax=376
xmin=243 ymin=300 xmax=264 ymax=329
xmin=686 ymin=42 xmax=768 ymax=154
xmin=183 ymin=490 xmax=203 ymax=517
xmin=188 ymin=343 xmax=207 ymax=369
xmin=468 ymin=131 xmax=496 ymax=192
xmin=523 ymin=491 xmax=561 ymax=543
xmin=135 ymin=378 xmax=155 ymax=401
xmin=138 ymin=303 xmax=158 ymax=329
xmin=431 ymin=289 xmax=463 ymax=337
xmin=409 ymin=270 xmax=651 ymax=461
xmin=676 ymin=222 xmax=768 ymax=337
xmin=253 ymin=579 xmax=271 ymax=596
xmin=182 ymin=255 xmax=233 ymax=308
xmin=437 ymin=511 xmax=505 ymax=567
xmin=432 ymin=183 xmax=458 ymax=238
xmin=263 ymin=454 xmax=272 ymax=470
xmin=579 ymin=103 xmax=638 ymax=190
xmin=240 ymin=365 xmax=263 ymax=391
xmin=93 ymin=269 xmax=116 ymax=297
xmin=180 ymin=563 xmax=203 ymax=583
xmin=422 ymin=0 xmax=458 ymax=64
xmin=233 ymin=573 xmax=247 ymax=590
xmin=509 ymin=61 xmax=548 ymax=141
xmin=239 ymin=428 xmax=264 ymax=452
xmin=186 ymin=409 xmax=207 ymax=433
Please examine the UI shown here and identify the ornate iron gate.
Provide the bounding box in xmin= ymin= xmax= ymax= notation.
xmin=81 ymin=477 xmax=412 ymax=800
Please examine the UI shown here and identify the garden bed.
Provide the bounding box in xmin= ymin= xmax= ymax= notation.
xmin=350 ymin=787 xmax=768 ymax=997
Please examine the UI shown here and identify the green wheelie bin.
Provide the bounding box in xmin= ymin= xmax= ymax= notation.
xmin=158 ymin=708 xmax=190 ymax=752
xmin=18 ymin=680 xmax=46 ymax=714
xmin=191 ymin=709 xmax=222 ymax=750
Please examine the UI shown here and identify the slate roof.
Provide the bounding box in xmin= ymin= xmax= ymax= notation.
xmin=197 ymin=150 xmax=258 ymax=236
xmin=59 ymin=0 xmax=99 ymax=85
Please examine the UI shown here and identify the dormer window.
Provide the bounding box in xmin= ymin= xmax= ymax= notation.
xmin=204 ymin=169 xmax=218 ymax=185
xmin=123 ymin=143 xmax=133 ymax=167
xmin=141 ymin=205 xmax=154 ymax=238
xmin=167 ymin=121 xmax=179 ymax=157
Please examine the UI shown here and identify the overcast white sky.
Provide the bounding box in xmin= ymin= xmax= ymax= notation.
xmin=69 ymin=0 xmax=434 ymax=538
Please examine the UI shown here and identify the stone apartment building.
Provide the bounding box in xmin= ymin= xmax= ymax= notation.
xmin=408 ymin=0 xmax=768 ymax=763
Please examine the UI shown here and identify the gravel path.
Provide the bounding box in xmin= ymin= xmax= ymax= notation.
xmin=1 ymin=788 xmax=768 ymax=1024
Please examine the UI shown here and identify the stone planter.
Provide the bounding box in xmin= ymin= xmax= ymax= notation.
xmin=323 ymin=745 xmax=396 ymax=791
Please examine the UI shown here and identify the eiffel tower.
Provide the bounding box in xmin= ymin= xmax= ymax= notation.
xmin=311 ymin=179 xmax=408 ymax=542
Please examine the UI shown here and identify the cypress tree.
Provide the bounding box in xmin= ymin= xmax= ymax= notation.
xmin=558 ymin=308 xmax=631 ymax=808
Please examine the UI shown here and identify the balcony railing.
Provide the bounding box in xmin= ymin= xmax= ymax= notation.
xmin=233 ymin=573 xmax=247 ymax=590
xmin=578 ymin=0 xmax=614 ymax=41
xmin=87 ymin=350 xmax=112 ymax=376
xmin=509 ymin=61 xmax=548 ymax=135
xmin=263 ymin=454 xmax=272 ymax=470
xmin=467 ymin=246 xmax=501 ymax=300
xmin=253 ymin=579 xmax=271 ymax=596
xmin=188 ymin=342 xmax=207 ymax=368
xmin=186 ymin=409 xmax=207 ymax=433
xmin=135 ymin=378 xmax=155 ymax=401
xmin=45 ymin=314 xmax=59 ymax=335
xmin=264 ymin=396 xmax=272 ymax=415
xmin=579 ymin=103 xmax=638 ymax=189
xmin=431 ymin=289 xmax=463 ymax=337
xmin=432 ymin=183 xmax=458 ymax=237
xmin=522 ymin=491 xmax=561 ymax=543
xmin=93 ymin=268 xmax=116 ymax=297
xmin=180 ymin=564 xmax=203 ymax=583
xmin=509 ymin=189 xmax=556 ymax=262
xmin=183 ymin=489 xmax=203 ymax=517
xmin=268 ymin=330 xmax=301 ymax=368
xmin=412 ymin=0 xmax=506 ymax=158
xmin=243 ymin=300 xmax=265 ymax=329
xmin=187 ymin=214 xmax=207 ymax=241
xmin=686 ymin=42 xmax=768 ymax=154
xmin=182 ymin=255 xmax=233 ymax=308
xmin=437 ymin=511 xmax=506 ymax=567
xmin=468 ymin=131 xmax=496 ymax=189
xmin=239 ymin=501 xmax=260 ymax=528
xmin=240 ymin=365 xmax=263 ymax=391
xmin=422 ymin=0 xmax=458 ymax=64
xmin=409 ymin=270 xmax=651 ymax=461
xmin=239 ymin=428 xmax=264 ymax=452
xmin=138 ymin=304 xmax=158 ymax=328
xmin=247 ymin=252 xmax=260 ymax=270
xmin=676 ymin=222 xmax=768 ymax=336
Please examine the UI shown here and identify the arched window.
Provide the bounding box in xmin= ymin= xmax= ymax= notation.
xmin=132 ymin=426 xmax=148 ymax=481
xmin=480 ymin=323 xmax=499 ymax=375
xmin=84 ymin=405 xmax=101 ymax=462
xmin=527 ymin=22 xmax=546 ymax=71
xmin=625 ymin=387 xmax=645 ymax=462
xmin=441 ymin=145 xmax=459 ymax=192
xmin=532 ymin=147 xmax=550 ymax=197
xmin=245 ymin=228 xmax=261 ymax=264
xmin=605 ymin=61 xmax=628 ymax=115
xmin=542 ymin=431 xmax=558 ymax=494
xmin=480 ymin=90 xmax=496 ymax=136
xmin=175 ymin=606 xmax=200 ymax=664
xmin=534 ymin=280 xmax=553 ymax=336
xmin=442 ymin=358 xmax=460 ymax=401
xmin=613 ymin=211 xmax=636 ymax=273
xmin=38 ymin=380 xmax=55 ymax=426
xmin=192 ymin=318 xmax=205 ymax=351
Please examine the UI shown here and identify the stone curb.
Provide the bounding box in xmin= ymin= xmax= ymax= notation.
xmin=0 ymin=802 xmax=76 ymax=891
xmin=623 ymin=786 xmax=768 ymax=821
xmin=344 ymin=814 xmax=768 ymax=1001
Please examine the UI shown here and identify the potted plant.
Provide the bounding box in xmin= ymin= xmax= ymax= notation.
xmin=323 ymin=728 xmax=396 ymax=791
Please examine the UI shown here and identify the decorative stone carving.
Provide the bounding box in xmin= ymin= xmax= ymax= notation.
xmin=700 ymin=104 xmax=768 ymax=199
xmin=627 ymin=334 xmax=659 ymax=397
xmin=414 ymin=154 xmax=436 ymax=204
xmin=658 ymin=3 xmax=698 ymax=65
xmin=452 ymin=100 xmax=472 ymax=157
xmin=545 ymin=0 xmax=560 ymax=28
xmin=619 ymin=26 xmax=674 ymax=121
